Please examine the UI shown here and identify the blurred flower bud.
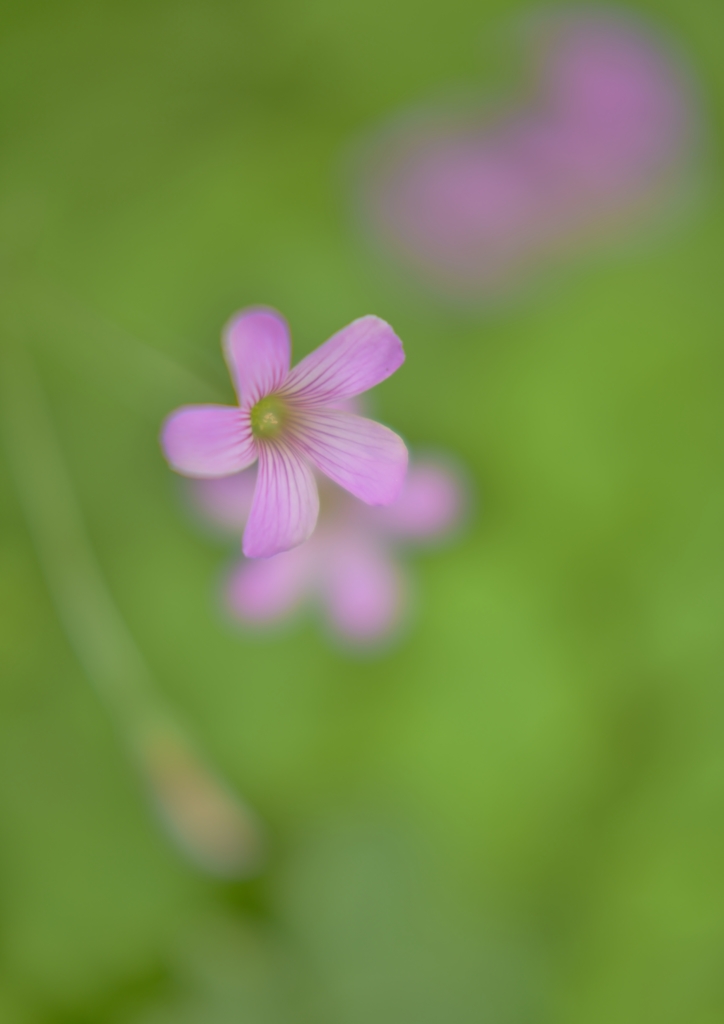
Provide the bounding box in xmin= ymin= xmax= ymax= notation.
xmin=137 ymin=724 xmax=264 ymax=877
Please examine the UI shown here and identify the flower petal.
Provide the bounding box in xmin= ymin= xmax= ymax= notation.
xmin=282 ymin=315 xmax=404 ymax=405
xmin=322 ymin=537 xmax=405 ymax=641
xmin=223 ymin=307 xmax=291 ymax=408
xmin=242 ymin=442 xmax=319 ymax=558
xmin=371 ymin=460 xmax=465 ymax=539
xmin=161 ymin=405 xmax=256 ymax=478
xmin=225 ymin=545 xmax=315 ymax=624
xmin=294 ymin=411 xmax=408 ymax=505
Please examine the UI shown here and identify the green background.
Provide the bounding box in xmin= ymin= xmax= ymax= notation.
xmin=2 ymin=0 xmax=724 ymax=1020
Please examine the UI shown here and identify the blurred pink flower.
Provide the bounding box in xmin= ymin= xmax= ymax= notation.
xmin=161 ymin=308 xmax=408 ymax=558
xmin=361 ymin=9 xmax=698 ymax=297
xmin=189 ymin=458 xmax=465 ymax=644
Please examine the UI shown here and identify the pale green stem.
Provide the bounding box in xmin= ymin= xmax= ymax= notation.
xmin=33 ymin=276 xmax=224 ymax=403
xmin=0 ymin=343 xmax=263 ymax=877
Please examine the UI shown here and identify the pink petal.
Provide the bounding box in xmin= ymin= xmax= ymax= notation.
xmin=242 ymin=442 xmax=319 ymax=558
xmin=161 ymin=405 xmax=256 ymax=478
xmin=322 ymin=538 xmax=405 ymax=641
xmin=282 ymin=316 xmax=404 ymax=405
xmin=294 ymin=410 xmax=408 ymax=505
xmin=328 ymin=395 xmax=364 ymax=414
xmin=223 ymin=307 xmax=291 ymax=408
xmin=225 ymin=545 xmax=315 ymax=624
xmin=189 ymin=469 xmax=257 ymax=533
xmin=371 ymin=460 xmax=464 ymax=539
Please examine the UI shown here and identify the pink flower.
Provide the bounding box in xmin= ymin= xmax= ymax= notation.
xmin=161 ymin=308 xmax=408 ymax=558
xmin=360 ymin=10 xmax=697 ymax=298
xmin=188 ymin=458 xmax=465 ymax=644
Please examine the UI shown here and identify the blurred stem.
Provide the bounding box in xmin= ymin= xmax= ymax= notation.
xmin=0 ymin=342 xmax=263 ymax=877
xmin=38 ymin=277 xmax=224 ymax=402
xmin=1 ymin=343 xmax=157 ymax=728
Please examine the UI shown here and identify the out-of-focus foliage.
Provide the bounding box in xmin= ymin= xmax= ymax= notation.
xmin=1 ymin=1 xmax=724 ymax=1022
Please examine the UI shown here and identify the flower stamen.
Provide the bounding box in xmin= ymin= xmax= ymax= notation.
xmin=250 ymin=395 xmax=287 ymax=440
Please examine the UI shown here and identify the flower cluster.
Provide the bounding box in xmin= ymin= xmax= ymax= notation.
xmin=361 ymin=10 xmax=697 ymax=297
xmin=161 ymin=308 xmax=465 ymax=644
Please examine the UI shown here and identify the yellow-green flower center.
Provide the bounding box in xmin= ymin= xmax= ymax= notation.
xmin=250 ymin=395 xmax=288 ymax=439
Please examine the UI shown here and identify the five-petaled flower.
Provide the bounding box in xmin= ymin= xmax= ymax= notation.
xmin=188 ymin=456 xmax=465 ymax=644
xmin=161 ymin=308 xmax=408 ymax=558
